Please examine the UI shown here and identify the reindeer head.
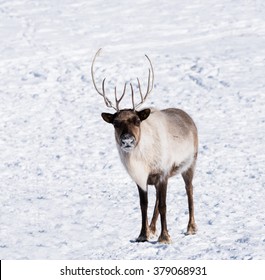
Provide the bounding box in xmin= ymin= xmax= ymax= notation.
xmin=91 ymin=49 xmax=154 ymax=152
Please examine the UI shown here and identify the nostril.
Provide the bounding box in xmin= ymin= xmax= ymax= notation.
xmin=121 ymin=134 xmax=135 ymax=145
xmin=121 ymin=133 xmax=131 ymax=140
xmin=122 ymin=138 xmax=133 ymax=144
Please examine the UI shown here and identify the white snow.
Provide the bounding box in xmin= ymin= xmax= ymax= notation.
xmin=0 ymin=0 xmax=265 ymax=260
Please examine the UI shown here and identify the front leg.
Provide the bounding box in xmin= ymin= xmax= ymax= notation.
xmin=136 ymin=185 xmax=150 ymax=242
xmin=156 ymin=178 xmax=171 ymax=244
xmin=149 ymin=190 xmax=159 ymax=236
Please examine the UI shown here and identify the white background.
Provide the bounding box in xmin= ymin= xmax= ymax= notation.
xmin=0 ymin=0 xmax=265 ymax=260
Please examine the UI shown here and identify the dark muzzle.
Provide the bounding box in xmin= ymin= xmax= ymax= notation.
xmin=120 ymin=133 xmax=136 ymax=151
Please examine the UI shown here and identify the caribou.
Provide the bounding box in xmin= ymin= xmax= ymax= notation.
xmin=91 ymin=49 xmax=198 ymax=243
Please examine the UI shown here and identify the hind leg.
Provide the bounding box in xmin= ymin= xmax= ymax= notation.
xmin=156 ymin=177 xmax=171 ymax=243
xmin=182 ymin=165 xmax=197 ymax=235
xmin=149 ymin=190 xmax=159 ymax=236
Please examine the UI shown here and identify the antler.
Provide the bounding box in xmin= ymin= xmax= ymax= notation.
xmin=91 ymin=48 xmax=127 ymax=111
xmin=91 ymin=49 xmax=154 ymax=111
xmin=130 ymin=54 xmax=154 ymax=110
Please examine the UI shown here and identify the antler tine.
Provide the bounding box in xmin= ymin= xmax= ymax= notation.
xmin=91 ymin=48 xmax=104 ymax=97
xmin=137 ymin=78 xmax=144 ymax=102
xmin=115 ymin=83 xmax=127 ymax=111
xmin=145 ymin=54 xmax=154 ymax=93
xmin=130 ymin=83 xmax=135 ymax=110
xmin=102 ymin=78 xmax=116 ymax=110
xmin=91 ymin=48 xmax=120 ymax=111
xmin=134 ymin=54 xmax=154 ymax=110
xmin=146 ymin=68 xmax=151 ymax=94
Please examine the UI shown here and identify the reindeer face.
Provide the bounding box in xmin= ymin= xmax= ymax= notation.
xmin=102 ymin=109 xmax=150 ymax=152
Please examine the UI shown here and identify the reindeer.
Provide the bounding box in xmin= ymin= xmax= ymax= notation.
xmin=91 ymin=49 xmax=198 ymax=243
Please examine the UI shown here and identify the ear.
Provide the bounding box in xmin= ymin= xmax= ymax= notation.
xmin=101 ymin=112 xmax=115 ymax=124
xmin=137 ymin=108 xmax=151 ymax=121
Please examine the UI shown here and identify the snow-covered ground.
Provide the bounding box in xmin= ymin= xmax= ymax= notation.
xmin=1 ymin=0 xmax=265 ymax=260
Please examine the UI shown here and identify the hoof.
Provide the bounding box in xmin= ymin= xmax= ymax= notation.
xmin=158 ymin=232 xmax=172 ymax=244
xmin=136 ymin=235 xmax=149 ymax=242
xmin=149 ymin=227 xmax=157 ymax=238
xmin=186 ymin=223 xmax=198 ymax=235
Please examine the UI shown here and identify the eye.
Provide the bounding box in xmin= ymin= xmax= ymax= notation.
xmin=133 ymin=117 xmax=141 ymax=126
xmin=113 ymin=120 xmax=121 ymax=128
